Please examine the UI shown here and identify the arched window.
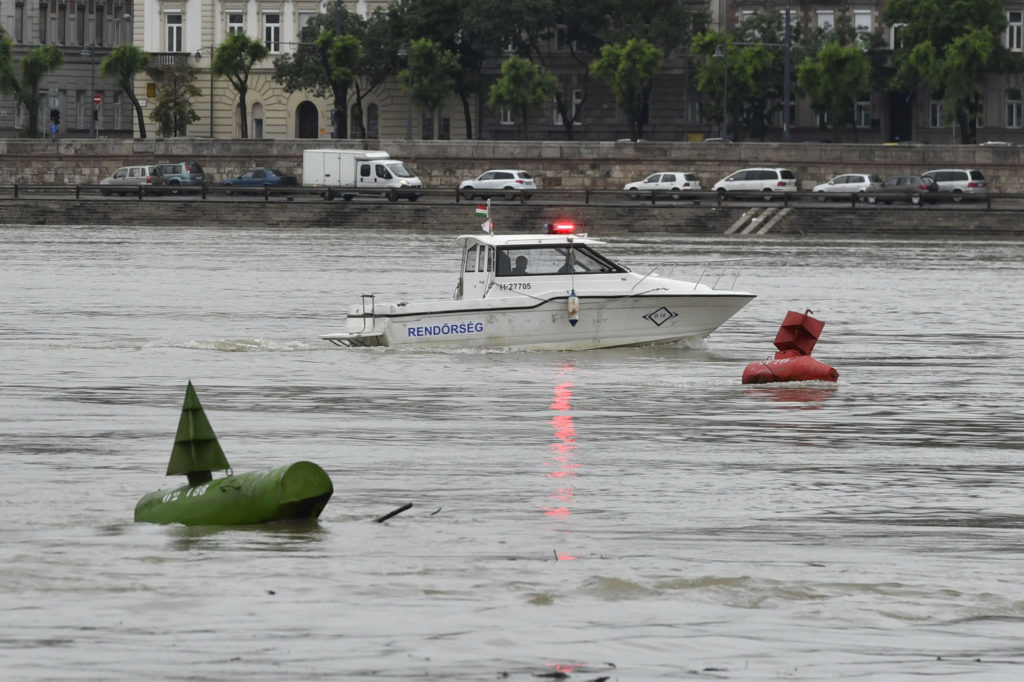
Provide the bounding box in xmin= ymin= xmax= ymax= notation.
xmin=252 ymin=102 xmax=264 ymax=138
xmin=1007 ymin=89 xmax=1022 ymax=128
xmin=296 ymin=101 xmax=319 ymax=138
xmin=367 ymin=103 xmax=379 ymax=139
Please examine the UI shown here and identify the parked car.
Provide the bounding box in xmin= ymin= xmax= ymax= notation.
xmin=867 ymin=175 xmax=938 ymax=205
xmin=712 ymin=168 xmax=798 ymax=200
xmin=458 ymin=169 xmax=536 ymax=200
xmin=99 ymin=165 xmax=166 ymax=196
xmin=155 ymin=161 xmax=206 ymax=194
xmin=220 ymin=168 xmax=298 ymax=194
xmin=623 ymin=172 xmax=701 ymax=199
xmin=921 ymin=169 xmax=988 ymax=202
xmin=812 ymin=173 xmax=883 ymax=201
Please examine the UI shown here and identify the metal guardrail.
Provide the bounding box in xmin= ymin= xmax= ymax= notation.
xmin=0 ymin=183 xmax=1003 ymax=209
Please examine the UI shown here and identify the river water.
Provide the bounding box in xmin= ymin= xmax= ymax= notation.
xmin=1 ymin=223 xmax=1022 ymax=681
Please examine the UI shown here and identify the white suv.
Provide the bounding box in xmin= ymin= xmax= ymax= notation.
xmin=712 ymin=168 xmax=798 ymax=200
xmin=921 ymin=169 xmax=988 ymax=202
xmin=459 ymin=169 xmax=537 ymax=200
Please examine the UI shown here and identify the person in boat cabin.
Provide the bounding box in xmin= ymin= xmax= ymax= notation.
xmin=512 ymin=255 xmax=528 ymax=275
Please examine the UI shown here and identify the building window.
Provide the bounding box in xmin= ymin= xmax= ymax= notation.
xmin=855 ymin=101 xmax=871 ymax=128
xmin=366 ymin=103 xmax=379 ymax=139
xmin=166 ymin=12 xmax=182 ymax=52
xmin=553 ymin=90 xmax=583 ymax=126
xmin=76 ymin=5 xmax=85 ymax=45
xmin=500 ymin=106 xmax=513 ymax=125
xmin=930 ymin=99 xmax=943 ymax=127
xmin=816 ymin=110 xmax=828 ymax=128
xmin=817 ymin=10 xmax=834 ymax=31
xmin=298 ymin=12 xmax=316 ymax=31
xmin=1007 ymin=89 xmax=1022 ymax=128
xmin=854 ymin=10 xmax=872 ymax=35
xmin=113 ymin=92 xmax=123 ymax=128
xmin=95 ymin=6 xmax=104 ymax=45
xmin=57 ymin=4 xmax=67 ymax=44
xmin=977 ymin=98 xmax=985 ymax=129
xmin=555 ymin=25 xmax=569 ymax=51
xmin=227 ymin=12 xmax=243 ymax=36
xmin=38 ymin=3 xmax=48 ymax=43
xmin=264 ymin=13 xmax=280 ymax=53
xmin=1008 ymin=12 xmax=1023 ymax=52
xmin=252 ymin=102 xmax=264 ymax=138
xmin=15 ymin=3 xmax=24 ymax=43
xmin=890 ymin=23 xmax=906 ymax=50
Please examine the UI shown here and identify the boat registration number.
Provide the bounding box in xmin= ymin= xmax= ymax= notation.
xmin=498 ymin=282 xmax=531 ymax=291
xmin=162 ymin=484 xmax=211 ymax=504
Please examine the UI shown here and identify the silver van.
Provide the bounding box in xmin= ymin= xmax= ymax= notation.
xmin=921 ymin=169 xmax=988 ymax=202
xmin=100 ymin=165 xmax=167 ymax=195
xmin=712 ymin=167 xmax=798 ymax=201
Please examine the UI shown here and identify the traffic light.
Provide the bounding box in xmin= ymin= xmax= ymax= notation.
xmin=49 ymin=109 xmax=60 ymax=125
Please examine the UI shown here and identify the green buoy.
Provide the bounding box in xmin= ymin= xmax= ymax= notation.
xmin=134 ymin=381 xmax=334 ymax=526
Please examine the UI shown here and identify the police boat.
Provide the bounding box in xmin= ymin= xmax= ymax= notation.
xmin=322 ymin=211 xmax=755 ymax=351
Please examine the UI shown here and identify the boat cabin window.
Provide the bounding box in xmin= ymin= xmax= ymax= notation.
xmin=495 ymin=245 xmax=626 ymax=276
xmin=463 ymin=244 xmax=494 ymax=273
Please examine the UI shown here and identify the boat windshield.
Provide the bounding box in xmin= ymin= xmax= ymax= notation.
xmin=387 ymin=162 xmax=416 ymax=178
xmin=495 ymin=244 xmax=627 ymax=277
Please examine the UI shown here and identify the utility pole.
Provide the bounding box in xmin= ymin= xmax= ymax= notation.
xmin=783 ymin=0 xmax=791 ymax=142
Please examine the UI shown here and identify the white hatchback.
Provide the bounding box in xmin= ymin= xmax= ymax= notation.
xmin=712 ymin=168 xmax=798 ymax=200
xmin=623 ymin=171 xmax=701 ymax=199
xmin=458 ymin=169 xmax=537 ymax=200
xmin=812 ymin=173 xmax=882 ymax=201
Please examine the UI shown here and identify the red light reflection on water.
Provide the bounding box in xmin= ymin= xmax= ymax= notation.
xmin=543 ymin=369 xmax=578 ymax=518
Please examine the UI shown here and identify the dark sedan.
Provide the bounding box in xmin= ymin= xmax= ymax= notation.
xmin=867 ymin=175 xmax=938 ymax=206
xmin=220 ymin=168 xmax=297 ymax=193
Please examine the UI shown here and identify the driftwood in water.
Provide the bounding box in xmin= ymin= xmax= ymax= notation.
xmin=374 ymin=502 xmax=413 ymax=523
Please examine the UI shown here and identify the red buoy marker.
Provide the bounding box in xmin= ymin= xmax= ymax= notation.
xmin=742 ymin=309 xmax=839 ymax=384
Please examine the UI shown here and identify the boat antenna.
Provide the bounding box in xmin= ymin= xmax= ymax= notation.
xmin=567 ymin=236 xmax=579 ymax=326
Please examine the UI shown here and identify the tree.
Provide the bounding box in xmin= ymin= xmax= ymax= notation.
xmin=100 ymin=45 xmax=150 ymax=139
xmin=591 ymin=38 xmax=663 ymax=141
xmin=398 ymin=38 xmax=459 ymax=138
xmin=796 ymin=41 xmax=872 ymax=139
xmin=147 ymin=62 xmax=201 ymax=137
xmin=487 ymin=55 xmax=557 ymax=139
xmin=0 ymin=39 xmax=64 ymax=137
xmin=885 ymin=0 xmax=1008 ymax=143
xmin=212 ymin=32 xmax=268 ymax=139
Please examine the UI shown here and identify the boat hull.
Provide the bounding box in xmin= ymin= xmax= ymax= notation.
xmin=325 ymin=293 xmax=755 ymax=351
xmin=134 ymin=461 xmax=334 ymax=526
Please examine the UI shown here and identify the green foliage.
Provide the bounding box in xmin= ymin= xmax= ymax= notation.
xmin=885 ymin=0 xmax=1008 ymax=143
xmin=591 ymin=38 xmax=663 ymax=141
xmin=487 ymin=55 xmax=558 ymax=138
xmin=212 ymin=32 xmax=269 ymax=138
xmin=398 ymin=38 xmax=459 ymax=130
xmin=147 ymin=62 xmax=201 ymax=137
xmin=0 ymin=40 xmax=63 ymax=137
xmin=100 ymin=45 xmax=150 ymax=139
xmin=796 ymin=41 xmax=871 ymax=135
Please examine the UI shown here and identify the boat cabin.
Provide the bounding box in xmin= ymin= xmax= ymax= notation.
xmin=454 ymin=229 xmax=628 ymax=300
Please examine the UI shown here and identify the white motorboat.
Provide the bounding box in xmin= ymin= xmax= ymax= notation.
xmin=322 ymin=220 xmax=755 ymax=351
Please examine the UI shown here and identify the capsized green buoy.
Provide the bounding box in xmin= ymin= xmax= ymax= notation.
xmin=134 ymin=381 xmax=333 ymax=526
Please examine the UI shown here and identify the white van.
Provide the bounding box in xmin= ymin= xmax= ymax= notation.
xmin=712 ymin=168 xmax=798 ymax=200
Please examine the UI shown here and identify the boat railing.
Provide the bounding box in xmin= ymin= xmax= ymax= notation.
xmin=355 ymin=294 xmax=376 ymax=332
xmin=635 ymin=259 xmax=745 ymax=291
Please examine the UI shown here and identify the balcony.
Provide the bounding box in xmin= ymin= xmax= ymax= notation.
xmin=148 ymin=52 xmax=195 ymax=67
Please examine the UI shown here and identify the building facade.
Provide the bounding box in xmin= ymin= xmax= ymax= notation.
xmin=4 ymin=0 xmax=1024 ymax=143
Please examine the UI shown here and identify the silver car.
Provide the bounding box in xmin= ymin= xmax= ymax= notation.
xmin=812 ymin=173 xmax=883 ymax=201
xmin=100 ymin=165 xmax=167 ymax=196
xmin=458 ymin=169 xmax=537 ymax=201
xmin=623 ymin=171 xmax=702 ymax=199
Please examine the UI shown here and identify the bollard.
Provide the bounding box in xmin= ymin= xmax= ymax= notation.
xmin=137 ymin=184 xmax=143 ymax=200
xmin=75 ymin=184 xmax=81 ymax=200
xmin=201 ymin=182 xmax=208 ymax=199
xmin=264 ymin=185 xmax=270 ymax=201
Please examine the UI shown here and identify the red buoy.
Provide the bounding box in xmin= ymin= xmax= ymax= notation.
xmin=742 ymin=310 xmax=838 ymax=384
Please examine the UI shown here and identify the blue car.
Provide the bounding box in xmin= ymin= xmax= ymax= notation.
xmin=220 ymin=167 xmax=297 ymax=193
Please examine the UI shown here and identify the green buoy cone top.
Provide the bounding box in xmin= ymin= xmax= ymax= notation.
xmin=166 ymin=381 xmax=230 ymax=479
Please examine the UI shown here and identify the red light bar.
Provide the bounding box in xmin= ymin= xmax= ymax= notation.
xmin=546 ymin=222 xmax=576 ymax=234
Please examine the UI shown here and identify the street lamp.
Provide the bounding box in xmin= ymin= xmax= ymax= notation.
xmin=397 ymin=44 xmax=412 ymax=140
xmin=783 ymin=0 xmax=792 ymax=141
xmin=193 ymin=48 xmax=215 ymax=138
xmin=713 ymin=43 xmax=728 ymax=140
xmin=81 ymin=45 xmax=97 ymax=138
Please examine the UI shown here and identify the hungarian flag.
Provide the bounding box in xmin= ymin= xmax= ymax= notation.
xmin=475 ymin=205 xmax=488 ymax=218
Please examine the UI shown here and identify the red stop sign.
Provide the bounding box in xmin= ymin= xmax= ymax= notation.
xmin=93 ymin=94 xmax=102 ymax=105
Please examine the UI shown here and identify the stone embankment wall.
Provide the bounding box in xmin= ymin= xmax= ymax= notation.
xmin=1 ymin=138 xmax=1023 ymax=192
xmin=2 ymin=197 xmax=1022 ymax=240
